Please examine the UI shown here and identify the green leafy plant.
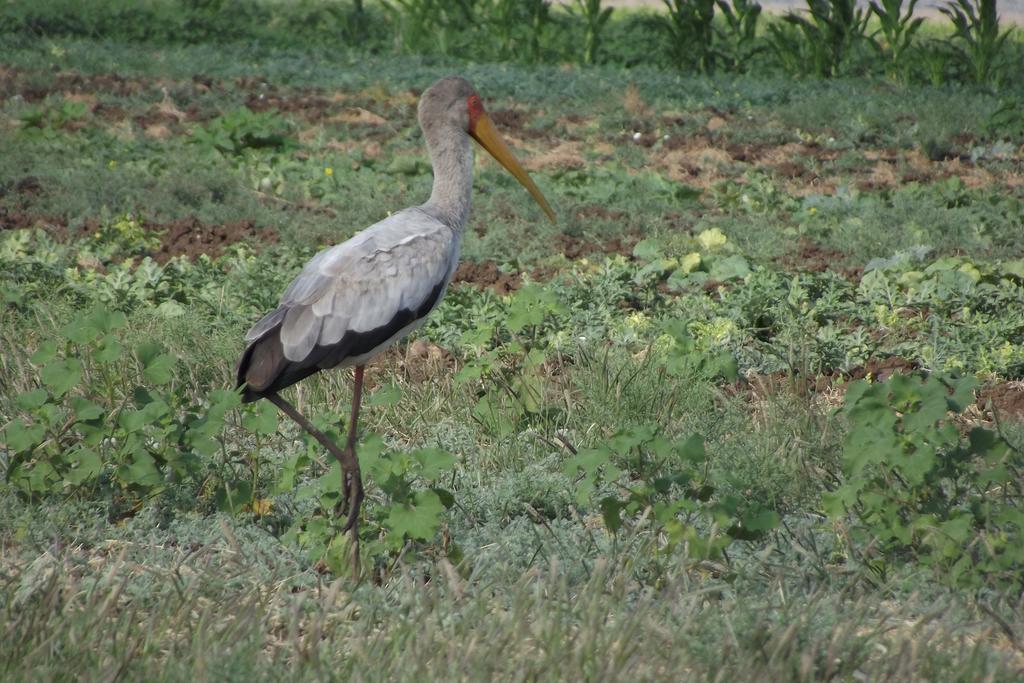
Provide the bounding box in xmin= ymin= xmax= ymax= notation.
xmin=982 ymin=97 xmax=1024 ymax=143
xmin=566 ymin=426 xmax=779 ymax=569
xmin=824 ymin=372 xmax=1024 ymax=590
xmin=2 ymin=305 xmax=206 ymax=506
xmin=940 ymin=0 xmax=1015 ymax=86
xmin=282 ymin=429 xmax=459 ymax=577
xmin=484 ymin=0 xmax=553 ymax=62
xmin=190 ymin=108 xmax=294 ymax=156
xmin=17 ymin=99 xmax=88 ymax=140
xmin=769 ymin=0 xmax=873 ymax=77
xmin=869 ymin=0 xmax=924 ymax=81
xmin=455 ymin=284 xmax=567 ymax=437
xmin=717 ymin=0 xmax=763 ymax=71
xmin=382 ymin=0 xmax=477 ymax=56
xmin=570 ymin=0 xmax=614 ymax=65
xmin=661 ymin=0 xmax=720 ymax=73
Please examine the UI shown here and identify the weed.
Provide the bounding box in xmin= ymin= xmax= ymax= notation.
xmin=824 ymin=372 xmax=1024 ymax=590
xmin=190 ymin=108 xmax=294 ymax=157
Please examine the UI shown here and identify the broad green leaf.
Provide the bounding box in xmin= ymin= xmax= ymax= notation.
xmin=431 ymin=487 xmax=455 ymax=509
xmin=821 ymin=485 xmax=858 ymax=518
xmin=903 ymin=388 xmax=948 ymax=433
xmin=385 ymin=490 xmax=445 ymax=541
xmin=61 ymin=317 xmax=100 ymax=344
xmin=64 ymin=448 xmax=102 ymax=484
xmin=139 ymin=345 xmax=176 ymax=385
xmin=708 ymin=254 xmax=751 ymax=281
xmin=89 ymin=307 xmax=127 ymax=334
xmin=215 ymin=480 xmax=254 ymax=514
xmin=70 ymin=397 xmax=104 ymax=421
xmin=41 ymin=358 xmax=82 ymax=397
xmin=119 ymin=399 xmax=169 ymax=432
xmin=94 ymin=335 xmax=123 ymax=364
xmin=632 ymin=238 xmax=664 ymax=261
xmin=740 ymin=509 xmax=781 ymax=533
xmin=14 ymin=388 xmax=49 ymax=411
xmin=30 ymin=341 xmax=57 ymax=366
xmin=118 ymin=449 xmax=162 ymax=487
xmin=4 ymin=419 xmax=46 ymax=452
xmin=675 ymin=434 xmax=707 ymax=463
xmin=136 ymin=341 xmax=164 ymax=367
xmin=155 ymin=300 xmax=186 ymax=317
xmin=947 ymin=375 xmax=978 ymax=412
xmin=412 ymin=448 xmax=456 ymax=480
xmin=242 ymin=400 xmax=279 ymax=435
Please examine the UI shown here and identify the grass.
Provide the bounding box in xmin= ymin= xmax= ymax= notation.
xmin=2 ymin=13 xmax=1024 ymax=682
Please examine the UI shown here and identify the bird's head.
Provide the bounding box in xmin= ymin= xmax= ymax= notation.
xmin=419 ymin=76 xmax=556 ymax=223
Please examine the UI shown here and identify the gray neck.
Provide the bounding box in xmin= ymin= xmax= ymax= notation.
xmin=422 ymin=126 xmax=474 ymax=231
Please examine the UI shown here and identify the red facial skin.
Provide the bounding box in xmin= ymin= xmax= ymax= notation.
xmin=467 ymin=94 xmax=485 ymax=132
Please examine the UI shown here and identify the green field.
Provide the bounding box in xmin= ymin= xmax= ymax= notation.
xmin=2 ymin=2 xmax=1024 ymax=680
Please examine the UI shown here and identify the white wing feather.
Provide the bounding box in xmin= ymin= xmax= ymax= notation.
xmin=246 ymin=208 xmax=458 ymax=363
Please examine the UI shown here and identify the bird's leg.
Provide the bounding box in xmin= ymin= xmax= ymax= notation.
xmin=340 ymin=365 xmax=365 ymax=532
xmin=265 ymin=390 xmax=363 ymax=533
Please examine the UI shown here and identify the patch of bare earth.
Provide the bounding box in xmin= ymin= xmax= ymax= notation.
xmin=977 ymin=381 xmax=1024 ymax=423
xmin=781 ymin=239 xmax=863 ymax=280
xmin=3 ymin=208 xmax=277 ymax=263
xmin=453 ymin=260 xmax=522 ymax=294
xmin=147 ymin=217 xmax=278 ymax=262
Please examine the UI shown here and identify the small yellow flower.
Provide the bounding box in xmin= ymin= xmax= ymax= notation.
xmin=108 ymin=160 xmax=117 ymax=168
xmin=324 ymin=166 xmax=334 ymax=177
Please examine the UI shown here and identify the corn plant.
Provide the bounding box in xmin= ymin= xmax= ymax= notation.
xmin=717 ymin=0 xmax=763 ymax=72
xmin=940 ymin=0 xmax=1015 ymax=87
xmin=382 ymin=0 xmax=477 ymax=56
xmin=484 ymin=0 xmax=552 ymax=63
xmin=869 ymin=0 xmax=924 ymax=81
xmin=769 ymin=0 xmax=873 ymax=77
xmin=661 ymin=0 xmax=719 ymax=73
xmin=570 ymin=0 xmax=613 ymax=65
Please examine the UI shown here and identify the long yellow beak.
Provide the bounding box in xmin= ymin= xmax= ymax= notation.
xmin=470 ymin=112 xmax=556 ymax=223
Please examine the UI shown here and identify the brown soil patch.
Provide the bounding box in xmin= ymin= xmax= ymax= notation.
xmin=977 ymin=382 xmax=1024 ymax=422
xmin=0 ymin=207 xmax=70 ymax=239
xmin=553 ymin=232 xmax=637 ymax=259
xmin=146 ymin=217 xmax=278 ymax=263
xmin=326 ymin=108 xmax=388 ymax=127
xmin=365 ymin=339 xmax=457 ymax=389
xmin=573 ymin=204 xmax=627 ymax=222
xmin=781 ymin=240 xmax=863 ymax=280
xmin=728 ymin=356 xmax=919 ymax=405
xmin=490 ymin=108 xmax=547 ymax=140
xmin=523 ymin=141 xmax=586 ymax=171
xmin=453 ymin=259 xmax=522 ymax=294
xmin=401 ymin=339 xmax=456 ymax=383
xmin=2 ymin=209 xmax=276 ymax=262
xmin=247 ymin=90 xmax=332 ymax=122
xmin=848 ymin=356 xmax=917 ymax=383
